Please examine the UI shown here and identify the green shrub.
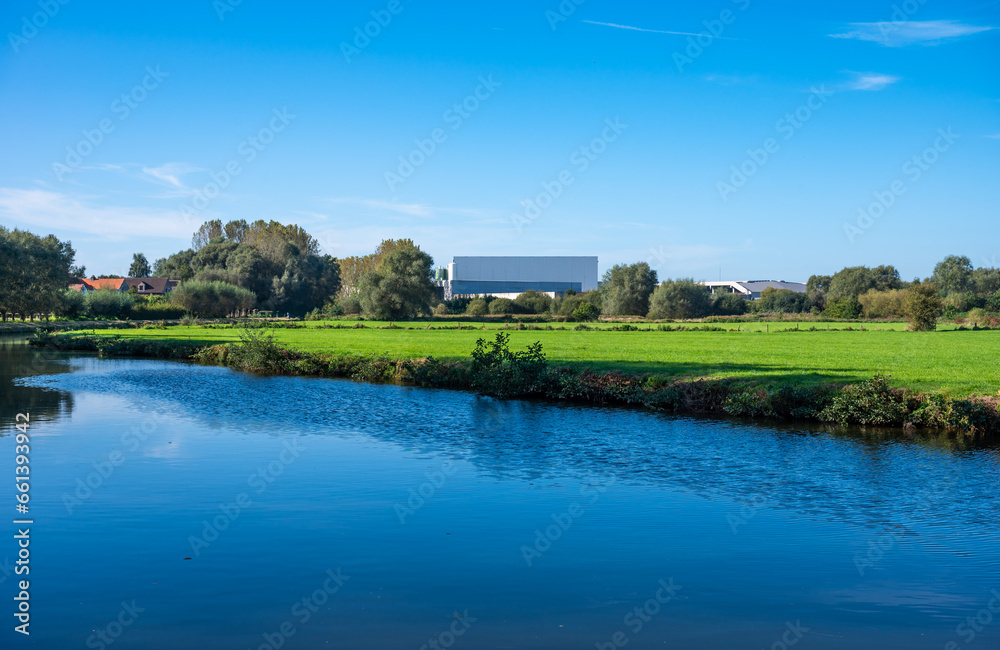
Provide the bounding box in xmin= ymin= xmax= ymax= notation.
xmin=514 ymin=290 xmax=554 ymax=314
xmin=488 ymin=298 xmax=517 ymax=315
xmin=469 ymin=332 xmax=547 ymax=398
xmin=903 ymin=282 xmax=942 ymax=331
xmin=647 ymin=279 xmax=712 ymax=319
xmin=986 ymin=291 xmax=1000 ymax=313
xmin=340 ymin=295 xmax=362 ymax=315
xmin=466 ymin=298 xmax=488 ymax=316
xmin=57 ymin=289 xmax=87 ymax=318
xmin=131 ymin=301 xmax=187 ymax=320
xmin=759 ymin=287 xmax=813 ymax=314
xmin=85 ymin=290 xmax=135 ymax=319
xmin=858 ymin=289 xmax=907 ymax=319
xmin=942 ymin=291 xmax=982 ymax=314
xmin=819 ymin=374 xmax=908 ymax=425
xmin=571 ymin=302 xmax=600 ymax=322
xmin=823 ymin=296 xmax=862 ymax=319
xmin=221 ymin=326 xmax=298 ymax=373
xmin=711 ymin=292 xmax=748 ymax=316
xmin=170 ymin=281 xmax=255 ymax=318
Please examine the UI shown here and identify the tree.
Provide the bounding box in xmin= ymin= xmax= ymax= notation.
xmin=337 ymin=238 xmax=416 ymax=299
xmin=903 ymin=281 xmax=943 ymax=331
xmin=647 ymin=279 xmax=712 ymax=320
xmin=267 ymin=253 xmax=340 ymax=316
xmin=986 ymin=291 xmax=1000 ymax=313
xmin=0 ymin=227 xmax=76 ymax=320
xmin=827 ymin=265 xmax=902 ymax=302
xmin=153 ymin=249 xmax=196 ymax=280
xmin=226 ymin=245 xmax=279 ymax=299
xmin=759 ymin=287 xmax=813 ymax=313
xmin=931 ymin=255 xmax=974 ymax=296
xmin=806 ymin=274 xmax=831 ymax=310
xmin=358 ymin=246 xmax=434 ymax=320
xmin=600 ymin=262 xmax=658 ymax=316
xmin=192 ymin=219 xmax=224 ymax=249
xmin=223 ymin=219 xmax=250 ymax=243
xmin=191 ymin=238 xmax=239 ymax=273
xmin=973 ymin=267 xmax=1000 ymax=297
xmin=711 ymin=292 xmax=748 ymax=316
xmin=129 ymin=253 xmax=151 ymax=277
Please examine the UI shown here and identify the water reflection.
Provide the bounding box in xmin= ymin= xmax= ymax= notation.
xmin=0 ymin=336 xmax=74 ymax=434
xmin=15 ymin=352 xmax=1000 ymax=537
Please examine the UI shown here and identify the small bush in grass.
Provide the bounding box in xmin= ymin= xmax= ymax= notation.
xmin=903 ymin=281 xmax=943 ymax=331
xmin=222 ymin=326 xmax=298 ymax=374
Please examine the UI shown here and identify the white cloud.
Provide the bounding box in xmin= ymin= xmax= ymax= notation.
xmin=845 ymin=72 xmax=901 ymax=91
xmin=830 ymin=20 xmax=994 ymax=47
xmin=583 ymin=20 xmax=735 ymax=39
xmin=0 ymin=188 xmax=190 ymax=240
xmin=140 ymin=163 xmax=201 ymax=188
xmin=325 ymin=197 xmax=434 ymax=217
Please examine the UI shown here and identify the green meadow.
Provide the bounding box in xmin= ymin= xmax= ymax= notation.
xmin=78 ymin=320 xmax=999 ymax=397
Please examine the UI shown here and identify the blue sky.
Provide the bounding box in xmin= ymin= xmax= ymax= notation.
xmin=0 ymin=0 xmax=997 ymax=281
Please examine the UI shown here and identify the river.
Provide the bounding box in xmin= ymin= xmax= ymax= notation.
xmin=1 ymin=336 xmax=998 ymax=649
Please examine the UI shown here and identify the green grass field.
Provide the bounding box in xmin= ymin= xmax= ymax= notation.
xmin=77 ymin=320 xmax=999 ymax=397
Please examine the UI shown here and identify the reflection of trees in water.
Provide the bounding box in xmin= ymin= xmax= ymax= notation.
xmin=0 ymin=338 xmax=74 ymax=434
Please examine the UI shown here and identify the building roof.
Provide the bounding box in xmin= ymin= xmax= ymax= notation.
xmin=83 ymin=278 xmax=127 ymax=291
xmin=738 ymin=281 xmax=807 ymax=294
xmin=699 ymin=280 xmax=807 ymax=297
xmin=124 ymin=277 xmax=177 ymax=293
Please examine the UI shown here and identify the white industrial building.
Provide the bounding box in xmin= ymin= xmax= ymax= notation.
xmin=440 ymin=256 xmax=598 ymax=299
xmin=699 ymin=280 xmax=807 ymax=300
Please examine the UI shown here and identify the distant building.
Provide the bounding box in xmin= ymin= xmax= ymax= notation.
xmin=440 ymin=256 xmax=598 ymax=299
xmin=69 ymin=277 xmax=178 ymax=295
xmin=699 ymin=280 xmax=807 ymax=300
xmin=124 ymin=277 xmax=178 ymax=296
xmin=69 ymin=278 xmax=128 ymax=293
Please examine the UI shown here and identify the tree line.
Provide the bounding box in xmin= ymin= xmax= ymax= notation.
xmin=4 ymin=220 xmax=999 ymax=331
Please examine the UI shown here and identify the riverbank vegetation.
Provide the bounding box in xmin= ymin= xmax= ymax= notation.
xmin=31 ymin=328 xmax=1000 ymax=439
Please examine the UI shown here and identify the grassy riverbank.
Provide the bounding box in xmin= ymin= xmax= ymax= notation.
xmin=47 ymin=319 xmax=1000 ymax=396
xmin=29 ymin=321 xmax=1000 ymax=438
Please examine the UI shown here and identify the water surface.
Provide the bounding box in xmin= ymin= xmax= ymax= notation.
xmin=1 ymin=337 xmax=998 ymax=649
